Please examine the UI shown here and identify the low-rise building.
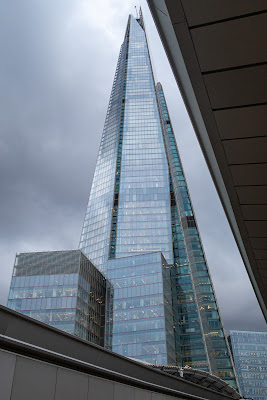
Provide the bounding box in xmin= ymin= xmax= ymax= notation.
xmin=7 ymin=250 xmax=111 ymax=346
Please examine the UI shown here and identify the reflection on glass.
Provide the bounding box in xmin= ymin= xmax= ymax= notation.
xmin=7 ymin=250 xmax=108 ymax=346
xmin=77 ymin=13 xmax=238 ymax=388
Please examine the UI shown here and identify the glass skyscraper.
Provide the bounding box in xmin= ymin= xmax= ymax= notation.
xmin=79 ymin=12 xmax=238 ymax=388
xmin=7 ymin=250 xmax=108 ymax=346
xmin=229 ymin=331 xmax=267 ymax=399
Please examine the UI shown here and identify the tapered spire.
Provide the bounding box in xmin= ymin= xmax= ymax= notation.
xmin=78 ymin=13 xmax=238 ymax=390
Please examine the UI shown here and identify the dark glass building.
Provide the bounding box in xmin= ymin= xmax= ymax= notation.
xmin=79 ymin=11 xmax=238 ymax=388
xmin=7 ymin=250 xmax=108 ymax=346
xmin=229 ymin=330 xmax=267 ymax=400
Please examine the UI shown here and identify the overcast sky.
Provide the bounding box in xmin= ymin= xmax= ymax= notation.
xmin=0 ymin=1 xmax=265 ymax=333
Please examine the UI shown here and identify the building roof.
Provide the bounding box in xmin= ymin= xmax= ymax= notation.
xmin=147 ymin=0 xmax=267 ymax=320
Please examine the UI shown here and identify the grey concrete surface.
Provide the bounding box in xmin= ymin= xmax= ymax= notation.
xmin=0 ymin=306 xmax=241 ymax=400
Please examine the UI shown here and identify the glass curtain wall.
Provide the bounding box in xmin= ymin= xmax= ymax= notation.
xmin=229 ymin=331 xmax=267 ymax=399
xmin=79 ymin=26 xmax=129 ymax=273
xmin=8 ymin=250 xmax=107 ymax=346
xmin=156 ymin=83 xmax=238 ymax=387
xmin=115 ymin=16 xmax=173 ymax=263
xmin=106 ymin=252 xmax=176 ymax=365
xmin=80 ymin=15 xmax=176 ymax=366
xmin=79 ymin=11 xmax=238 ymax=388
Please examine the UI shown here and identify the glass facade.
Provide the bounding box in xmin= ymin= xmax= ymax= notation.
xmin=114 ymin=17 xmax=173 ymax=263
xmin=78 ymin=12 xmax=237 ymax=387
xmin=7 ymin=250 xmax=108 ymax=346
xmin=106 ymin=252 xmax=175 ymax=365
xmin=229 ymin=331 xmax=267 ymax=400
xmin=156 ymin=83 xmax=237 ymax=385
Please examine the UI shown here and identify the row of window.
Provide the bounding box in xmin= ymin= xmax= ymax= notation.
xmin=21 ymin=309 xmax=75 ymax=323
xmin=113 ymin=341 xmax=167 ymax=358
xmin=113 ymin=272 xmax=163 ymax=288
xmin=9 ymin=285 xmax=78 ymax=299
xmin=110 ymin=328 xmax=166 ymax=345
xmin=108 ymin=265 xmax=161 ymax=280
xmin=113 ymin=283 xmax=163 ymax=299
xmin=112 ymin=316 xmax=166 ymax=334
xmin=8 ymin=296 xmax=77 ymax=311
xmin=116 ymin=235 xmax=172 ymax=245
xmin=235 ymin=350 xmax=267 ymax=358
xmin=111 ymin=294 xmax=164 ymax=311
xmin=113 ymin=305 xmax=164 ymax=321
xmin=11 ymin=273 xmax=79 ymax=288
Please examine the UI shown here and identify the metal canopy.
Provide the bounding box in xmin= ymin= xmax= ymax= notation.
xmin=151 ymin=365 xmax=240 ymax=399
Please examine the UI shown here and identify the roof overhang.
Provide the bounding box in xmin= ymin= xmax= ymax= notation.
xmin=147 ymin=0 xmax=267 ymax=320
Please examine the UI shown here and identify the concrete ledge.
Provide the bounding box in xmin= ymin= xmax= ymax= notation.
xmin=0 ymin=306 xmax=240 ymax=400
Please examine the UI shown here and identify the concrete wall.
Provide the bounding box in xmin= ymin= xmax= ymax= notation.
xmin=0 ymin=349 xmax=180 ymax=400
xmin=0 ymin=306 xmax=240 ymax=400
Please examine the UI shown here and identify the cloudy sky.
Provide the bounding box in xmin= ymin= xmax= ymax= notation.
xmin=0 ymin=1 xmax=265 ymax=333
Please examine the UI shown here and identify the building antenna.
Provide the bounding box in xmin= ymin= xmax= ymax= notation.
xmin=135 ymin=6 xmax=138 ymax=19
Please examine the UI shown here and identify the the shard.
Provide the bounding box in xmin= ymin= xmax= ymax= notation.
xmin=79 ymin=11 xmax=238 ymax=389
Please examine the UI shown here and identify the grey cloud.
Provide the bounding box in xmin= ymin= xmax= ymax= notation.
xmin=0 ymin=1 xmax=265 ymax=333
xmin=0 ymin=0 xmax=119 ymax=302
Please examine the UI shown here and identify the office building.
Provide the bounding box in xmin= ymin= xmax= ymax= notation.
xmin=7 ymin=250 xmax=108 ymax=346
xmin=79 ymin=11 xmax=237 ymax=388
xmin=229 ymin=330 xmax=267 ymax=400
